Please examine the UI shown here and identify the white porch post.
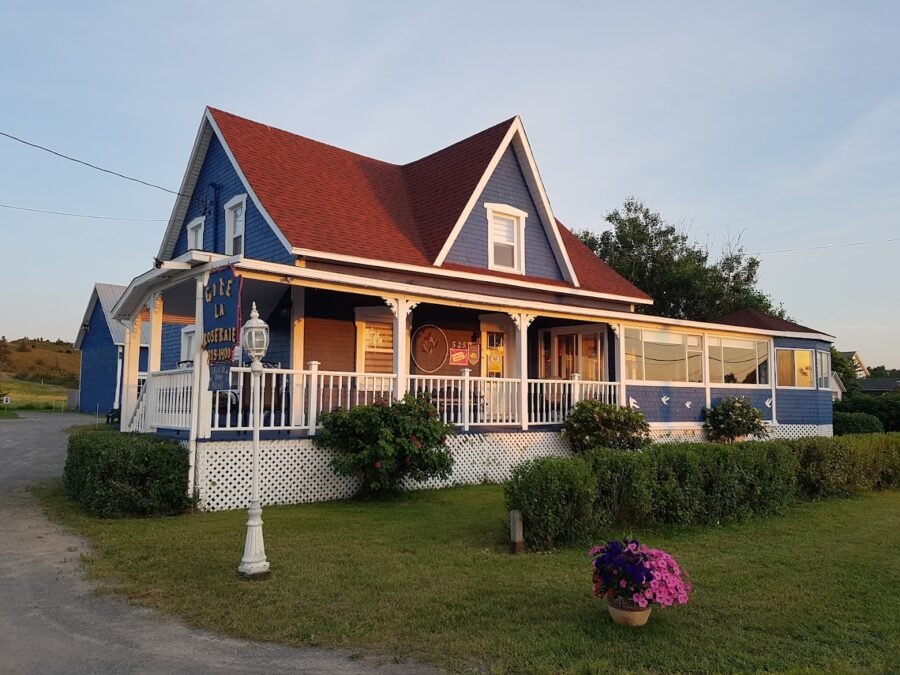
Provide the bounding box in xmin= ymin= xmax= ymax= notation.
xmin=511 ymin=312 xmax=534 ymax=430
xmin=615 ymin=323 xmax=627 ymax=407
xmin=147 ymin=293 xmax=163 ymax=374
xmin=290 ymin=286 xmax=305 ymax=426
xmin=190 ymin=274 xmax=212 ymax=441
xmin=113 ymin=345 xmax=124 ymax=410
xmin=386 ymin=297 xmax=417 ymax=401
xmin=121 ymin=314 xmax=142 ymax=429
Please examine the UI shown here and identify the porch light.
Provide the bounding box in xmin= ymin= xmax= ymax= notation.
xmin=241 ymin=303 xmax=269 ymax=361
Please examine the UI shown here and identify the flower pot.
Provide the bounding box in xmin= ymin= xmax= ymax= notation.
xmin=607 ymin=597 xmax=652 ymax=627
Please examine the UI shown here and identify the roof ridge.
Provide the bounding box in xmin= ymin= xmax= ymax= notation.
xmin=402 ymin=117 xmax=517 ymax=169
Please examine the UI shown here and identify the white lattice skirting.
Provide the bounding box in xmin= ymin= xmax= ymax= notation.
xmin=195 ymin=424 xmax=834 ymax=511
xmin=195 ymin=432 xmax=573 ymax=511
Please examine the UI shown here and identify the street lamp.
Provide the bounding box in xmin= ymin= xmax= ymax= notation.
xmin=238 ymin=301 xmax=270 ymax=579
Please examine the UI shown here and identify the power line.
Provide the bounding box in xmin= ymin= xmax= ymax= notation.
xmin=0 ymin=130 xmax=185 ymax=196
xmin=0 ymin=202 xmax=166 ymax=222
xmin=753 ymin=237 xmax=900 ymax=256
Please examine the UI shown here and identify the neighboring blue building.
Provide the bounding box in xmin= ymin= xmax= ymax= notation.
xmin=74 ymin=283 xmax=149 ymax=415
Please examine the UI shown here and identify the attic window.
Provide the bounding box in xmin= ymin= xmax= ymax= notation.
xmin=186 ymin=217 xmax=205 ymax=251
xmin=224 ymin=194 xmax=247 ymax=256
xmin=485 ymin=203 xmax=527 ymax=274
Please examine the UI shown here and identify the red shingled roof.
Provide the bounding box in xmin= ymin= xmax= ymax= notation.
xmin=718 ymin=308 xmax=828 ymax=335
xmin=207 ymin=108 xmax=650 ymax=301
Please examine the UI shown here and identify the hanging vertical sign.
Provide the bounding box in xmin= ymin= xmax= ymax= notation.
xmin=203 ymin=266 xmax=243 ymax=391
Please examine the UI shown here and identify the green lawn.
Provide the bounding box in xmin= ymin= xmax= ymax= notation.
xmin=35 ymin=484 xmax=900 ymax=674
xmin=0 ymin=376 xmax=69 ymax=410
xmin=0 ymin=409 xmax=18 ymax=419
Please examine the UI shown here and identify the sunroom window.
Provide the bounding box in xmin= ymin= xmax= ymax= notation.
xmin=776 ymin=349 xmax=815 ymax=388
xmin=485 ymin=203 xmax=526 ymax=274
xmin=708 ymin=337 xmax=769 ymax=385
xmin=816 ymin=350 xmax=831 ymax=389
xmin=624 ymin=328 xmax=703 ymax=383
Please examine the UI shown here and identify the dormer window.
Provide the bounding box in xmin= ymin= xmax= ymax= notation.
xmin=224 ymin=194 xmax=247 ymax=256
xmin=186 ymin=217 xmax=205 ymax=251
xmin=485 ymin=203 xmax=526 ymax=274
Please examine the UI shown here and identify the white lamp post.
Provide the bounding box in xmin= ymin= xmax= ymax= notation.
xmin=238 ymin=302 xmax=270 ymax=579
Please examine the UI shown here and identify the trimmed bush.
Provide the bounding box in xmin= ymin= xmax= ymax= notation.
xmin=703 ymin=397 xmax=767 ymax=443
xmin=790 ymin=435 xmax=898 ymax=498
xmin=504 ymin=456 xmax=595 ymax=550
xmin=835 ymin=394 xmax=900 ymax=432
xmin=316 ymin=394 xmax=453 ymax=496
xmin=562 ymin=400 xmax=650 ymax=453
xmin=833 ymin=411 xmax=884 ymax=436
xmin=63 ymin=430 xmax=192 ymax=517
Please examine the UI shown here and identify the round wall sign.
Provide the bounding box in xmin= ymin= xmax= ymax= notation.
xmin=411 ymin=324 xmax=449 ymax=374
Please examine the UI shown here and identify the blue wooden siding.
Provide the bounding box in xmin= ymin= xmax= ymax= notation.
xmin=444 ymin=147 xmax=563 ymax=280
xmin=710 ymin=387 xmax=773 ymax=421
xmin=625 ymin=385 xmax=706 ymax=423
xmin=774 ymin=389 xmax=832 ymax=425
xmin=160 ymin=323 xmax=184 ymax=371
xmin=79 ymin=302 xmax=118 ymax=413
xmin=171 ymin=134 xmax=293 ymax=264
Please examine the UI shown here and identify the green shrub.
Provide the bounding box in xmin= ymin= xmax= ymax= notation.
xmin=504 ymin=456 xmax=596 ymax=550
xmin=833 ymin=411 xmax=885 ymax=435
xmin=789 ymin=434 xmax=900 ymax=497
xmin=585 ymin=448 xmax=655 ymax=526
xmin=63 ymin=430 xmax=192 ymax=517
xmin=835 ymin=394 xmax=900 ymax=432
xmin=703 ymin=397 xmax=767 ymax=443
xmin=561 ymin=400 xmax=650 ymax=453
xmin=316 ymin=394 xmax=453 ymax=497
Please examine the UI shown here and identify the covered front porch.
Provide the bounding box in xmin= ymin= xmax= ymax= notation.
xmin=120 ymin=266 xmax=625 ymax=439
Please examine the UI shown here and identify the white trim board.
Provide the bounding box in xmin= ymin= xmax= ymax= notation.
xmin=292 ymin=247 xmax=651 ymax=305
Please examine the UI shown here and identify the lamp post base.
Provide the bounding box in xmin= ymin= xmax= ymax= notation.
xmin=238 ymin=502 xmax=270 ymax=580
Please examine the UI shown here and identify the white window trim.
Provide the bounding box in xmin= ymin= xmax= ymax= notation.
xmin=180 ymin=325 xmax=196 ymax=362
xmin=485 ymin=203 xmax=527 ymax=274
xmin=775 ymin=348 xmax=817 ymax=389
xmin=186 ymin=216 xmax=205 ymax=251
xmin=224 ymin=193 xmax=248 ymax=256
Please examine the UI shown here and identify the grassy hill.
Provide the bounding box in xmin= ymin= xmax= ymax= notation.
xmin=1 ymin=337 xmax=79 ymax=388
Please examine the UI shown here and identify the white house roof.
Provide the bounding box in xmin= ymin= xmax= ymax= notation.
xmin=75 ymin=283 xmax=150 ymax=349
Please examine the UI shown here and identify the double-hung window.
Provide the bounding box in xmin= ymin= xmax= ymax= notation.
xmin=180 ymin=326 xmax=196 ymax=363
xmin=224 ymin=194 xmax=247 ymax=256
xmin=186 ymin=217 xmax=205 ymax=251
xmin=624 ymin=328 xmax=703 ymax=383
xmin=708 ymin=337 xmax=770 ymax=385
xmin=354 ymin=307 xmax=394 ymax=374
xmin=776 ymin=349 xmax=815 ymax=388
xmin=485 ymin=203 xmax=526 ymax=274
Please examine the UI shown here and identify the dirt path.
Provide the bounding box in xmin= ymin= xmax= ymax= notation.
xmin=0 ymin=413 xmax=434 ymax=674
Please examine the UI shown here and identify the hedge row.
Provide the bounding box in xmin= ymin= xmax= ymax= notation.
xmin=63 ymin=429 xmax=193 ymax=517
xmin=505 ymin=434 xmax=900 ymax=549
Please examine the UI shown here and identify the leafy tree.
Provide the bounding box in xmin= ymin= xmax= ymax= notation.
xmin=868 ymin=365 xmax=900 ymax=378
xmin=0 ymin=336 xmax=10 ymax=370
xmin=576 ymin=198 xmax=784 ymax=322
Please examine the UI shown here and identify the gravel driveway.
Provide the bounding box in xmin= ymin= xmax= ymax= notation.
xmin=0 ymin=412 xmax=433 ymax=674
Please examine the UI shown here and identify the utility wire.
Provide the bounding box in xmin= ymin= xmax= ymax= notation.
xmin=0 ymin=130 xmax=185 ymax=196
xmin=753 ymin=237 xmax=900 ymax=256
xmin=0 ymin=202 xmax=166 ymax=222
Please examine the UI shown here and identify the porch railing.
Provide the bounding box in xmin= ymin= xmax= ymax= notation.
xmin=145 ymin=368 xmax=194 ymax=430
xmin=143 ymin=364 xmax=620 ymax=435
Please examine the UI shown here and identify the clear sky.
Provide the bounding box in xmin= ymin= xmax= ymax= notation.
xmin=0 ymin=1 xmax=897 ymax=365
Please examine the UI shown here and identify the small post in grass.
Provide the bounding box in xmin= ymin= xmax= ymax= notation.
xmin=510 ymin=509 xmax=524 ymax=554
